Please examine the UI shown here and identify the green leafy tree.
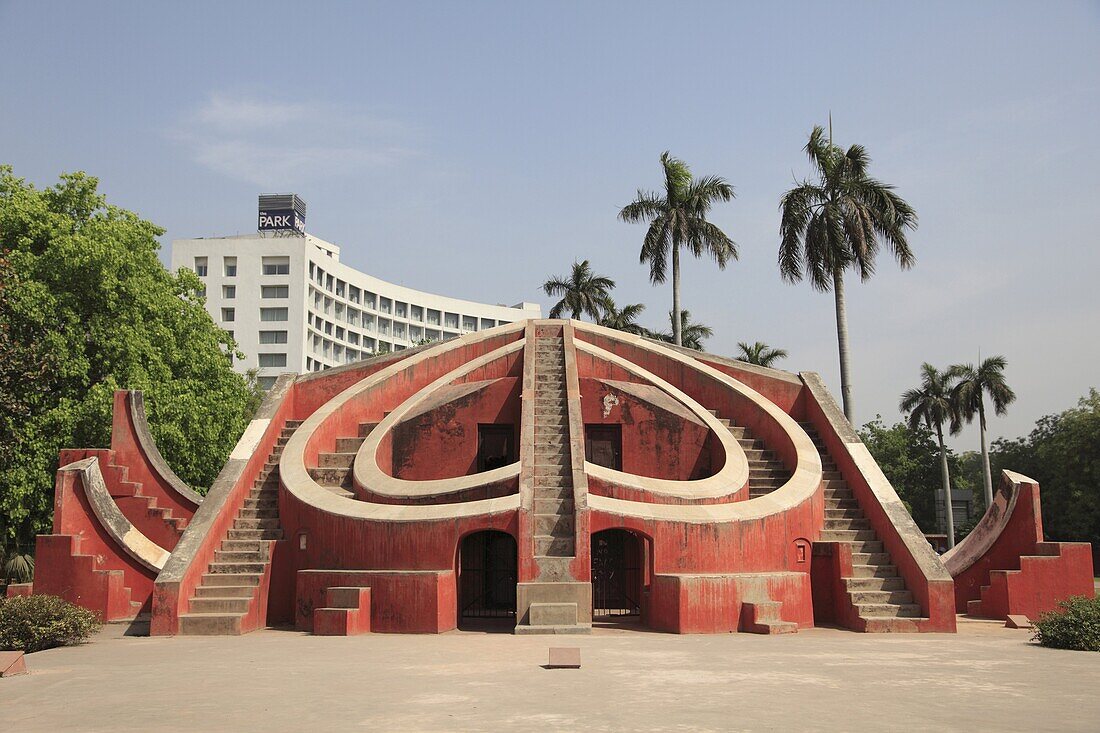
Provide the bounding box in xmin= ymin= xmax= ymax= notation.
xmin=779 ymin=124 xmax=917 ymax=424
xmin=951 ymin=355 xmax=1015 ymax=509
xmin=542 ymin=260 xmax=615 ymax=321
xmin=736 ymin=341 xmax=788 ymax=368
xmin=990 ymin=389 xmax=1100 ymax=551
xmin=860 ymin=417 xmax=957 ymax=534
xmin=619 ymin=152 xmax=737 ymax=347
xmin=0 ymin=167 xmax=261 ymax=549
xmin=598 ymin=300 xmax=648 ymax=336
xmin=900 ymin=363 xmax=962 ymax=547
xmin=657 ymin=310 xmax=713 ymax=351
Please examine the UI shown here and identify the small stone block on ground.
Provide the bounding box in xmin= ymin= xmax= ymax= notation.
xmin=1006 ymin=614 xmax=1032 ymax=629
xmin=547 ymin=647 xmax=581 ymax=669
xmin=0 ymin=651 xmax=28 ymax=677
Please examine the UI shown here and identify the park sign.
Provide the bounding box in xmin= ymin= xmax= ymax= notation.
xmin=258 ymin=193 xmax=307 ymax=234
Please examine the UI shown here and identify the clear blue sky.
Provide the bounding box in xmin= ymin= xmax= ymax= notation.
xmin=2 ymin=1 xmax=1098 ymax=448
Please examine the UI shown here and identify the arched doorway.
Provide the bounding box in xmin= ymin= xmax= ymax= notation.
xmin=458 ymin=531 xmax=517 ymax=626
xmin=591 ymin=529 xmax=644 ymax=618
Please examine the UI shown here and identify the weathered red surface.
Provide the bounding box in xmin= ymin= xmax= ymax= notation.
xmin=647 ymin=572 xmax=812 ymax=633
xmin=948 ymin=476 xmax=1094 ymax=620
xmin=109 ymin=391 xmax=198 ymax=523
xmin=295 ymin=570 xmax=453 ymax=633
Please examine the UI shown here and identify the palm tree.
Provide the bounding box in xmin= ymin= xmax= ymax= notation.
xmin=542 ymin=260 xmax=615 ymax=320
xmin=619 ymin=152 xmax=737 ymax=347
xmin=658 ymin=310 xmax=713 ymax=351
xmin=900 ymin=363 xmax=961 ymax=548
xmin=737 ymin=341 xmax=788 ymax=368
xmin=598 ymin=300 xmax=648 ymax=335
xmin=951 ymin=355 xmax=1015 ymax=509
xmin=778 ymin=123 xmax=917 ymax=424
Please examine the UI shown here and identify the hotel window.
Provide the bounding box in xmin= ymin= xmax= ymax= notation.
xmin=223 ymin=285 xmax=236 ymax=299
xmin=393 ymin=323 xmax=406 ymax=339
xmin=379 ymin=297 xmax=392 ymax=314
xmin=262 ymin=256 xmax=290 ymax=275
xmin=325 ymin=274 xmax=334 ymax=291
xmin=481 ymin=318 xmax=495 ymax=330
xmin=194 ymin=257 xmax=208 ymax=277
xmin=258 ymin=353 xmax=287 ymax=368
xmin=260 ymin=307 xmax=289 ymax=322
xmin=258 ymin=376 xmax=277 ymax=390
xmin=410 ymin=305 xmax=423 ymax=322
xmin=197 ymin=287 xmax=206 ymax=298
xmin=462 ymin=316 xmax=477 ymax=331
xmin=348 ymin=332 xmax=360 ymax=346
xmin=223 ymin=257 xmax=237 ymax=277
xmin=427 ymin=309 xmax=440 ymax=326
xmin=261 ymin=285 xmax=289 ymax=299
xmin=336 ymin=280 xmax=345 ymax=298
xmin=309 ymin=262 xmax=315 ymax=279
xmin=444 ymin=313 xmax=459 ymax=329
xmin=259 ymin=330 xmax=288 ymax=344
xmin=395 ymin=302 xmax=407 ymax=319
xmin=336 ymin=326 xmax=345 ymax=340
xmin=409 ymin=325 xmax=423 ymax=341
xmin=364 ymin=292 xmax=376 ymax=310
xmin=348 ymin=286 xmax=361 ymax=304
xmin=221 ymin=307 xmax=235 ymax=322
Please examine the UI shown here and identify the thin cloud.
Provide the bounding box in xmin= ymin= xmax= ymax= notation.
xmin=171 ymin=92 xmax=424 ymax=187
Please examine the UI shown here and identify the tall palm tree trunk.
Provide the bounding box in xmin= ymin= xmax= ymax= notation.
xmin=978 ymin=400 xmax=993 ymax=508
xmin=936 ymin=426 xmax=956 ymax=549
xmin=832 ymin=268 xmax=854 ymax=423
xmin=672 ymin=244 xmax=682 ymax=347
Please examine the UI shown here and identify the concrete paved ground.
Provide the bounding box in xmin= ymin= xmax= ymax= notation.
xmin=3 ymin=618 xmax=1098 ymax=732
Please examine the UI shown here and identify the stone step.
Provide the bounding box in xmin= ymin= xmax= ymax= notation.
xmin=194 ymin=584 xmax=257 ymax=599
xmin=189 ymin=596 xmax=252 ymax=615
xmin=309 ymin=467 xmax=352 ymax=487
xmin=824 ymin=499 xmax=858 ymax=511
xmin=534 ymin=485 xmax=574 ymax=500
xmin=201 ymin=572 xmax=261 ymax=587
xmin=823 ymin=471 xmax=843 ymax=481
xmin=358 ymin=422 xmax=380 ymax=437
xmin=855 ymin=603 xmax=922 ymax=618
xmin=529 ymin=602 xmax=578 ymax=626
xmin=824 ymin=508 xmax=862 ymax=520
xmin=214 ymin=550 xmax=268 ymax=564
xmin=533 ymin=556 xmax=575 ymax=582
xmin=209 ymin=561 xmax=267 ymax=574
xmin=737 ymin=438 xmax=763 ymax=449
xmin=221 ymin=539 xmax=268 ymax=553
xmin=178 ymin=613 xmax=243 ymax=635
xmin=534 ymin=514 xmax=574 ymax=536
xmin=238 ymin=507 xmax=278 ymax=519
xmin=823 ymin=517 xmax=871 ymax=531
xmin=534 ymin=498 xmax=573 ymax=514
xmin=851 ymin=552 xmax=891 ymax=566
xmin=533 ymin=475 xmax=571 ymax=487
xmin=227 ymin=528 xmax=283 ymax=541
xmin=819 ymin=529 xmax=876 ymax=542
xmin=844 ymin=576 xmax=907 ymax=592
xmin=336 ymin=437 xmax=365 ymax=453
xmin=727 ymin=426 xmax=747 ymax=438
xmin=535 ymin=536 xmax=574 ymax=556
xmin=849 ymin=589 xmax=915 ymax=605
xmin=286 ymin=420 xmax=304 ymax=428
xmin=243 ymin=498 xmax=277 ymax=510
xmin=743 ymin=449 xmax=774 ymax=461
xmin=850 ymin=540 xmax=884 ymax=554
xmin=234 ymin=518 xmax=281 ymax=531
xmin=823 ymin=479 xmax=849 ymax=489
xmin=318 ymin=452 xmax=357 ymax=469
xmin=851 ymin=564 xmax=899 ymax=579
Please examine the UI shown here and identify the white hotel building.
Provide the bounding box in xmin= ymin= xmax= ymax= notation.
xmin=171 ymin=195 xmax=541 ymax=388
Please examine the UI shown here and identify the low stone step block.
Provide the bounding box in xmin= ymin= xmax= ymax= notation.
xmin=318 ymin=452 xmax=357 ymax=469
xmin=195 ymin=584 xmax=256 ymax=599
xmin=215 ymin=550 xmax=268 ymax=564
xmin=851 ymin=563 xmax=899 ymax=579
xmin=535 ymin=536 xmax=575 ymax=556
xmin=336 ymin=437 xmax=366 ymax=453
xmin=535 ymin=514 xmax=573 ymax=536
xmin=529 ymin=602 xmax=578 ymax=626
xmin=546 ymin=647 xmax=581 ymax=668
xmin=201 ymin=572 xmax=261 ymax=587
xmin=0 ymin=651 xmax=27 ymax=677
xmin=178 ymin=613 xmax=243 ymax=635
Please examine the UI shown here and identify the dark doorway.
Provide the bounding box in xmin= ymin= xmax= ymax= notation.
xmin=458 ymin=531 xmax=517 ymax=624
xmin=591 ymin=529 xmax=643 ymax=617
xmin=585 ymin=424 xmax=622 ymax=470
xmin=477 ymin=424 xmax=515 ymax=472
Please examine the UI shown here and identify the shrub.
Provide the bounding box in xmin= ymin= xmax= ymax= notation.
xmin=0 ymin=594 xmax=101 ymax=653
xmin=1032 ymin=595 xmax=1100 ymax=651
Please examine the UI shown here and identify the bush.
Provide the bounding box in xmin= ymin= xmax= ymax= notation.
xmin=0 ymin=594 xmax=101 ymax=653
xmin=1032 ymin=596 xmax=1100 ymax=651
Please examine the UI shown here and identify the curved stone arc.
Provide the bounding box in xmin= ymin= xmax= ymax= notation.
xmin=71 ymin=456 xmax=171 ymax=572
xmin=572 ymin=339 xmax=749 ymax=502
xmin=569 ymin=320 xmax=822 ymax=523
xmin=352 ymin=339 xmax=525 ymax=500
xmin=128 ymin=391 xmax=203 ymax=507
xmin=942 ymin=469 xmax=1028 ymax=577
xmin=280 ymin=324 xmax=526 ymax=521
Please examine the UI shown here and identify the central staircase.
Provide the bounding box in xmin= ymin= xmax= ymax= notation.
xmin=800 ymin=422 xmax=927 ymax=630
xmin=516 ymin=329 xmax=590 ymax=634
xmin=178 ymin=420 xmax=301 ymax=635
xmin=708 ymin=411 xmax=791 ymax=498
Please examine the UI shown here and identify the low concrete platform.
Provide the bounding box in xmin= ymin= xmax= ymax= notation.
xmin=3 ymin=618 xmax=1098 ymax=732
